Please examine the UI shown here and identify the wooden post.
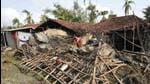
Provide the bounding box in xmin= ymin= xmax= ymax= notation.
xmin=3 ymin=32 xmax=7 ymax=47
xmin=137 ymin=25 xmax=145 ymax=52
xmin=132 ymin=28 xmax=135 ymax=51
xmin=30 ymin=29 xmax=32 ymax=33
xmin=124 ymin=28 xmax=127 ymax=50
xmin=112 ymin=32 xmax=115 ymax=48
xmin=16 ymin=32 xmax=19 ymax=48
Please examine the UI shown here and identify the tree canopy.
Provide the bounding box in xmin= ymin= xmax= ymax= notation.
xmin=12 ymin=17 xmax=21 ymax=28
xmin=22 ymin=9 xmax=34 ymax=24
xmin=123 ymin=0 xmax=134 ymax=16
xmin=50 ymin=1 xmax=103 ymax=23
xmin=143 ymin=6 xmax=150 ymax=22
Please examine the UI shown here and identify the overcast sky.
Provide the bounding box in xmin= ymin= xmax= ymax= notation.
xmin=1 ymin=0 xmax=150 ymax=27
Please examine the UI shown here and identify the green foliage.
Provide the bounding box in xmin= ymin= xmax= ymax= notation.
xmin=123 ymin=0 xmax=135 ymax=16
xmin=12 ymin=17 xmax=21 ymax=28
xmin=86 ymin=3 xmax=100 ymax=23
xmin=40 ymin=9 xmax=50 ymax=23
xmin=143 ymin=6 xmax=150 ymax=22
xmin=51 ymin=3 xmax=87 ymax=22
xmin=22 ymin=9 xmax=34 ymax=24
xmin=52 ymin=4 xmax=72 ymax=21
xmin=40 ymin=15 xmax=49 ymax=23
xmin=50 ymin=1 xmax=102 ymax=23
xmin=72 ymin=1 xmax=88 ymax=22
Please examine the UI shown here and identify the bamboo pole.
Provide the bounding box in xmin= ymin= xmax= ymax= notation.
xmin=112 ymin=33 xmax=115 ymax=48
xmin=98 ymin=56 xmax=123 ymax=84
xmin=137 ymin=26 xmax=145 ymax=53
xmin=124 ymin=28 xmax=127 ymax=50
xmin=114 ymin=32 xmax=143 ymax=49
xmin=92 ymin=56 xmax=98 ymax=84
xmin=132 ymin=29 xmax=135 ymax=51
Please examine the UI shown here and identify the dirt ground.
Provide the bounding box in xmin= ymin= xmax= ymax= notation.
xmin=1 ymin=49 xmax=44 ymax=84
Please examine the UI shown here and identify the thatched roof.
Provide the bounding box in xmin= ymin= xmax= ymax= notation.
xmin=38 ymin=19 xmax=94 ymax=34
xmin=93 ymin=15 xmax=148 ymax=32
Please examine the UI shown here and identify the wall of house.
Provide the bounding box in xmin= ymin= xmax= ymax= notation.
xmin=18 ymin=31 xmax=32 ymax=47
xmin=5 ymin=32 xmax=16 ymax=48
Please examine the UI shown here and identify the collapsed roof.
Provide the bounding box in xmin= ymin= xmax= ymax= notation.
xmin=37 ymin=19 xmax=94 ymax=35
xmin=18 ymin=36 xmax=150 ymax=84
xmin=93 ymin=15 xmax=148 ymax=32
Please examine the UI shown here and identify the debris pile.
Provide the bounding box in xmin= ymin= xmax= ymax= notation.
xmin=13 ymin=36 xmax=150 ymax=84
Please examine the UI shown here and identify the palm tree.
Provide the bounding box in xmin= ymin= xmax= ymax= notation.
xmin=22 ymin=9 xmax=34 ymax=24
xmin=12 ymin=17 xmax=21 ymax=28
xmin=143 ymin=6 xmax=150 ymax=22
xmin=123 ymin=0 xmax=134 ymax=16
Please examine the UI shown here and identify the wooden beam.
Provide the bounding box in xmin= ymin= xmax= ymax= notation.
xmin=112 ymin=32 xmax=115 ymax=48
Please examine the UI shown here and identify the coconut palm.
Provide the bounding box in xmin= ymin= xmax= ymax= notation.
xmin=123 ymin=0 xmax=134 ymax=16
xmin=12 ymin=17 xmax=21 ymax=28
xmin=22 ymin=9 xmax=34 ymax=24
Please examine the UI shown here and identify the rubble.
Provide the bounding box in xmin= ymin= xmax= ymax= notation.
xmin=11 ymin=36 xmax=150 ymax=84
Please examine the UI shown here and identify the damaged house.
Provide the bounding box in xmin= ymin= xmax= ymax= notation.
xmin=18 ymin=15 xmax=150 ymax=84
xmin=93 ymin=15 xmax=150 ymax=54
xmin=1 ymin=19 xmax=93 ymax=48
xmin=2 ymin=15 xmax=149 ymax=84
xmin=38 ymin=15 xmax=150 ymax=53
xmin=1 ymin=24 xmax=43 ymax=48
xmin=2 ymin=15 xmax=149 ymax=53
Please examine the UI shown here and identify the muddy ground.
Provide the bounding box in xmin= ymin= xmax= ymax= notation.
xmin=1 ymin=48 xmax=46 ymax=84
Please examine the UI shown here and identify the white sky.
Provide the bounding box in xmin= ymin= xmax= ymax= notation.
xmin=1 ymin=0 xmax=150 ymax=27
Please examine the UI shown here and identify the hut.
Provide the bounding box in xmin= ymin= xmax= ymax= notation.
xmin=1 ymin=24 xmax=43 ymax=48
xmin=93 ymin=15 xmax=150 ymax=53
xmin=1 ymin=20 xmax=93 ymax=48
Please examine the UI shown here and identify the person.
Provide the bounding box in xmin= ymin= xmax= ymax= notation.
xmin=73 ymin=36 xmax=83 ymax=48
